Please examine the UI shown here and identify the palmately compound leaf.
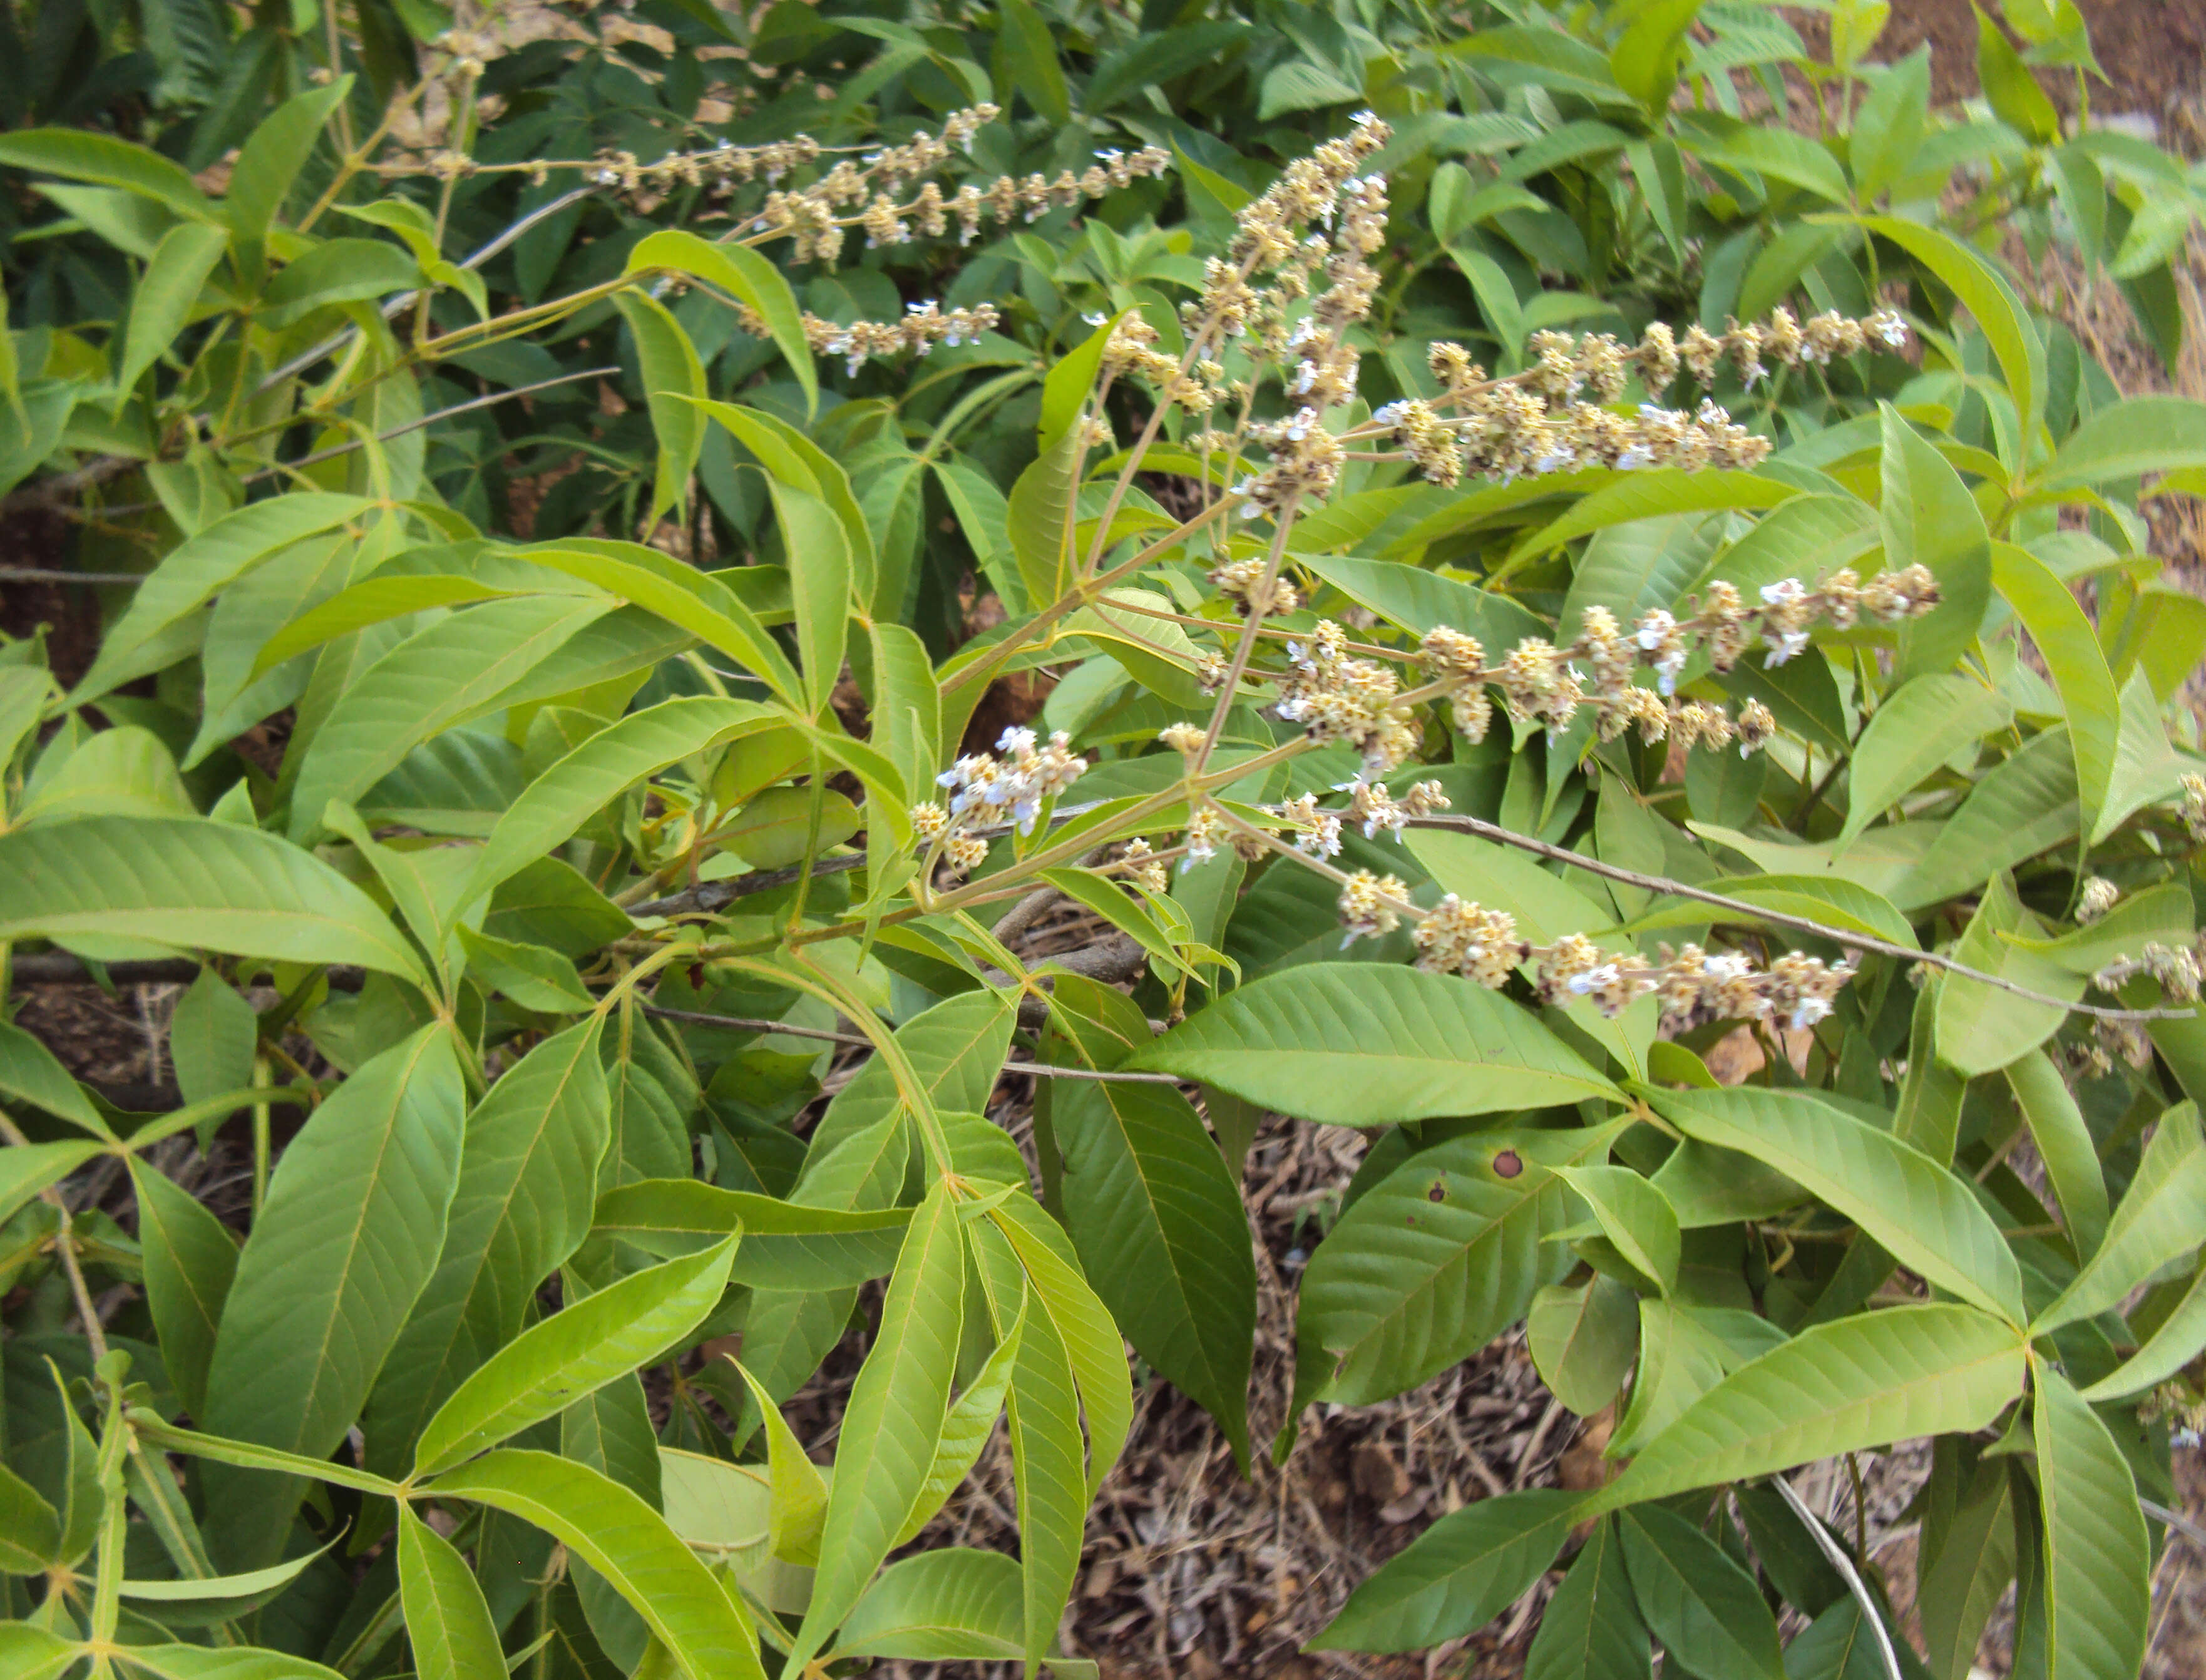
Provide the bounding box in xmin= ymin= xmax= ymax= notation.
xmin=1311 ymin=1488 xmax=1583 ymax=1652
xmin=1127 ymin=963 xmax=1616 ymax=1125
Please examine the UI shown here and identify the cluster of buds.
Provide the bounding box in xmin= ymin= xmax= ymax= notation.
xmin=1223 ymin=112 xmax=1391 ymax=284
xmin=1101 ymin=315 xmax=1219 ymax=412
xmin=1393 ymin=890 xmax=1857 ymax=1028
xmin=1405 ymin=896 xmax=1854 ymax=1027
xmin=1115 ymin=837 xmax=1171 ymax=894
xmin=1377 ymin=389 xmax=1771 ymax=485
xmin=1234 ymin=404 xmax=1347 ymax=514
xmin=911 ymin=727 xmax=1086 ymax=874
xmin=2078 ymin=877 xmax=2121 ymax=924
xmin=2093 ymin=941 xmax=2204 ymax=1005
xmin=580 ymin=136 xmax=823 ymax=197
xmin=1209 ymin=558 xmax=1301 ymax=618
xmin=1273 ymin=622 xmax=1421 ymax=777
xmin=754 ymin=141 xmax=1169 ymax=264
xmin=435 ymin=26 xmax=499 ymax=78
xmin=773 ymin=300 xmax=1001 ymax=376
xmin=1676 ymin=307 xmax=1911 ymax=389
xmin=2182 ymin=773 xmax=2206 ymax=841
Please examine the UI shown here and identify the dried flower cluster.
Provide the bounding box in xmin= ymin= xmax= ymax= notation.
xmin=2093 ymin=941 xmax=2203 ymax=1005
xmin=1405 ymin=891 xmax=1854 ymax=1030
xmin=911 ymin=727 xmax=1086 ymax=874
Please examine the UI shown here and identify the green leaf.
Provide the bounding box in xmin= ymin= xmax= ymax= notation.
xmin=995 ymin=0 xmax=1069 ymax=122
xmin=397 ymin=1500 xmax=508 ymax=1680
xmin=2080 ymin=1257 xmax=2206 ymax=1402
xmin=117 ymin=221 xmax=230 ymax=400
xmin=115 ymin=1646 xmax=347 ymax=1680
xmin=0 ymin=1139 xmax=100 ymax=1229
xmin=1840 ymin=674 xmax=2012 ymax=848
xmin=1897 ymin=729 xmax=2079 ymax=911
xmin=168 ymin=968 xmax=259 ymax=1118
xmin=125 ymin=1414 xmax=403 ymax=1498
xmin=2033 ymin=1104 xmax=2206 ymax=1334
xmin=2036 ymin=394 xmax=2206 ymax=489
xmin=0 ymin=128 xmax=217 ymax=223
xmin=767 ymin=482 xmax=851 ymax=716
xmin=227 ymin=79 xmax=349 ymax=276
xmin=260 ymin=238 xmax=420 ymax=327
xmin=1527 ymin=1274 xmax=1639 ymax=1415
xmin=1310 ymin=1488 xmax=1581 ymax=1652
xmin=783 ymin=1184 xmax=964 ymax=1677
xmin=1990 ymin=544 xmax=2123 ymax=844
xmin=1676 ymin=113 xmax=1852 ymax=202
xmin=588 ymin=1180 xmax=908 ymax=1289
xmin=1126 ymin=965 xmax=1616 ymax=1124
xmin=1610 ymin=1299 xmax=1785 ymax=1457
xmin=1856 ymin=217 xmax=2044 ymax=448
xmin=2101 ymin=665 xmax=2183 ymax=842
xmin=1591 ymin=1304 xmax=2026 ymax=1510
xmin=1611 ymin=0 xmax=1703 ymax=115
xmin=1618 ymin=1503 xmax=1782 ymax=1680
xmin=128 ymin=1157 xmax=238 ymax=1419
xmin=363 ymin=1018 xmax=612 ymax=1475
xmin=628 ymin=229 xmax=816 ymax=416
xmin=1851 ymin=51 xmax=1931 ymax=201
xmin=1621 ymin=874 xmax=1917 ymax=951
xmin=1296 ymin=1125 xmax=1622 ymax=1409
xmin=1040 ymin=311 xmax=1121 ymax=456
xmin=199 ymin=1026 xmax=465 ymax=1566
xmin=289 ymin=595 xmax=616 ymax=840
xmin=15 ymin=724 xmax=195 ymax=828
xmin=425 ymin=1450 xmax=766 ymax=1680
xmin=724 ymin=1360 xmax=828 ymax=1564
xmin=2035 ymin=1365 xmax=2150 ymax=1680
xmin=73 ymin=494 xmax=372 ymax=702
xmin=458 ymin=925 xmax=593 ymax=1012
xmin=1510 ymin=471 xmax=1795 ymax=565
xmin=1008 ymin=430 xmax=1082 ymax=611
xmin=826 ymin=1547 xmax=1025 ymax=1661
xmin=1297 ymin=552 xmax=1548 ymax=647
xmin=893 ymin=1295 xmax=1023 ymax=1547
xmin=1556 ymin=1164 xmax=1680 ymax=1293
xmin=0 ymin=815 xmax=424 ymax=981
xmin=465 ymin=695 xmax=776 ymax=905
xmin=0 ymin=1021 xmax=105 ymax=1138
xmin=1650 ymin=1085 xmax=2025 ymax=1324
xmin=0 ymin=1462 xmax=61 ymax=1572
xmin=519 ymin=543 xmax=800 ymax=709
xmin=0 ymin=1624 xmax=74 ymax=1680
xmin=1936 ymin=874 xmax=2081 ymax=1077
xmin=1976 ymin=8 xmax=2060 ymax=142
xmin=1525 ymin=1514 xmax=1649 ymax=1679
xmin=414 ymin=1235 xmax=738 ymax=1475
xmin=1918 ymin=1458 xmax=2016 ymax=1680
xmin=1880 ymin=407 xmax=1992 ymax=684
xmin=1050 ymin=1038 xmax=1254 ymax=1466
xmin=2003 ymin=1050 xmax=2110 ymax=1259
xmin=965 ymin=1216 xmax=1087 ymax=1668
xmin=615 ymin=290 xmax=707 ymax=528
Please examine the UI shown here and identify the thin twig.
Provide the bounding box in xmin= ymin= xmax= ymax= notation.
xmin=1772 ymin=1473 xmax=1903 ymax=1680
xmin=1400 ymin=812 xmax=2193 ymax=1023
xmin=2145 ymin=1498 xmax=2206 ymax=1552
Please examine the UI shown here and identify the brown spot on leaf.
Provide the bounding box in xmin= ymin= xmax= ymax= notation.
xmin=1493 ymin=1149 xmax=1524 ymax=1179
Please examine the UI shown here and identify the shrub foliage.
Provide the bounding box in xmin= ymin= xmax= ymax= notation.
xmin=3 ymin=2 xmax=2206 ymax=1677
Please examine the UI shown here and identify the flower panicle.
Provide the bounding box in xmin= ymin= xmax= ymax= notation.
xmin=743 ymin=300 xmax=1002 ymax=376
xmin=1398 ymin=888 xmax=1855 ymax=1030
xmin=913 ymin=725 xmax=1087 ymax=875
